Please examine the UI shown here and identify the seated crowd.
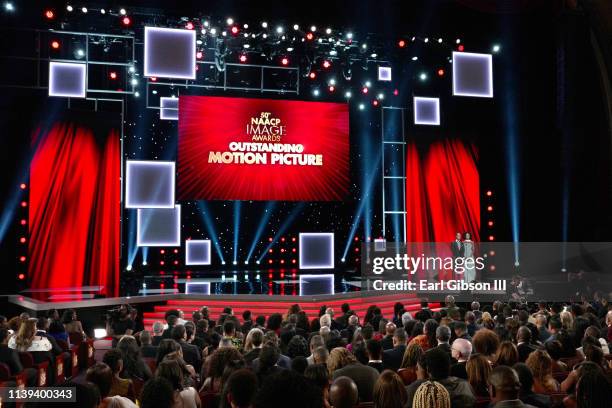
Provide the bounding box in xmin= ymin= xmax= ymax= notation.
xmin=1 ymin=296 xmax=612 ymax=408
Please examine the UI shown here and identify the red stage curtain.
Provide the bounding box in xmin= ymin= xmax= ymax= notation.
xmin=29 ymin=122 xmax=120 ymax=297
xmin=406 ymin=139 xmax=480 ymax=279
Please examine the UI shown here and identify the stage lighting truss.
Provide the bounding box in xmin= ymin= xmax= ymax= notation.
xmin=299 ymin=232 xmax=335 ymax=269
xmin=299 ymin=274 xmax=335 ymax=295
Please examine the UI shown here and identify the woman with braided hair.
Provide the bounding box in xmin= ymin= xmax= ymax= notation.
xmin=412 ymin=380 xmax=451 ymax=408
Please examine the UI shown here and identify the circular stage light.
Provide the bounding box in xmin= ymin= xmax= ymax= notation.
xmin=306 ymin=32 xmax=314 ymax=41
xmin=109 ymin=71 xmax=117 ymax=79
xmin=122 ymin=16 xmax=131 ymax=26
xmin=19 ymin=256 xmax=26 ymax=262
xmin=281 ymin=57 xmax=289 ymax=65
xmin=437 ymin=69 xmax=445 ymax=76
xmin=20 ymin=219 xmax=26 ymax=225
xmin=239 ymin=54 xmax=247 ymax=63
xmin=19 ymin=183 xmax=26 ymax=189
xmin=362 ymin=87 xmax=368 ymax=94
xmin=322 ymin=60 xmax=331 ymax=69
xmin=196 ymin=51 xmax=203 ymax=59
xmin=328 ymin=85 xmax=335 ymax=92
xmin=393 ymin=89 xmax=399 ymax=96
xmin=308 ymin=72 xmax=316 ymax=79
xmin=51 ymin=40 xmax=60 ymax=49
xmin=185 ymin=21 xmax=194 ymax=30
xmin=20 ymin=201 xmax=27 ymax=207
xmin=19 ymin=237 xmax=26 ymax=243
xmin=18 ymin=273 xmax=25 ymax=280
xmin=45 ymin=9 xmax=54 ymax=19
xmin=231 ymin=26 xmax=239 ymax=35
xmin=398 ymin=39 xmax=406 ymax=48
xmin=457 ymin=44 xmax=465 ymax=52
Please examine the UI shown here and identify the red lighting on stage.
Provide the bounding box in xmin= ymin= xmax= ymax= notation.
xmin=19 ymin=256 xmax=26 ymax=262
xmin=437 ymin=69 xmax=445 ymax=76
xmin=185 ymin=22 xmax=194 ymax=30
xmin=354 ymin=247 xmax=359 ymax=252
xmin=490 ymin=265 xmax=496 ymax=271
xmin=109 ymin=71 xmax=117 ymax=80
xmin=328 ymin=85 xmax=335 ymax=92
xmin=19 ymin=237 xmax=26 ymax=243
xmin=174 ymin=260 xmax=179 ymax=265
xmin=18 ymin=274 xmax=25 ymax=280
xmin=281 ymin=57 xmax=289 ymax=66
xmin=268 ymin=259 xmax=273 ymax=264
xmin=239 ymin=54 xmax=247 ymax=63
xmin=322 ymin=60 xmax=331 ymax=69
xmin=489 ymin=250 xmax=496 ymax=256
xmin=292 ymin=259 xmax=296 ymax=264
xmin=488 ymin=220 xmax=494 ymax=227
xmin=488 ymin=235 xmax=495 ymax=241
xmin=292 ymin=248 xmax=296 ymax=253
xmin=393 ymin=89 xmax=399 ymax=96
xmin=160 ymin=261 xmax=165 ymax=265
xmin=150 ymin=77 xmax=157 ymax=82
xmin=268 ymin=249 xmax=273 ymax=253
xmin=231 ymin=26 xmax=239 ymax=35
xmin=486 ymin=190 xmax=492 ymax=196
xmin=20 ymin=219 xmax=26 ymax=226
xmin=20 ymin=183 xmax=26 ymax=190
xmin=354 ymin=236 xmax=359 ymax=241
xmin=280 ymin=248 xmax=285 ymax=253
xmin=308 ymin=72 xmax=316 ymax=79
xmin=51 ymin=40 xmax=60 ymax=49
xmin=398 ymin=39 xmax=406 ymax=48
xmin=457 ymin=44 xmax=465 ymax=52
xmin=487 ymin=205 xmax=493 ymax=212
xmin=291 ymin=237 xmax=296 ymax=242
xmin=45 ymin=10 xmax=54 ymax=19
xmin=173 ymin=249 xmax=179 ymax=254
xmin=160 ymin=249 xmax=165 ymax=254
xmin=306 ymin=32 xmax=314 ymax=41
xmin=372 ymin=99 xmax=379 ymax=106
xmin=268 ymin=237 xmax=273 ymax=242
xmin=122 ymin=16 xmax=131 ymax=26
xmin=20 ymin=201 xmax=27 ymax=208
xmin=196 ymin=51 xmax=203 ymax=59
xmin=362 ymin=87 xmax=368 ymax=94
xmin=280 ymin=260 xmax=285 ymax=264
xmin=281 ymin=237 xmax=285 ymax=242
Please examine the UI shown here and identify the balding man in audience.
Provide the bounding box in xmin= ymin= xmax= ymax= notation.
xmin=381 ymin=322 xmax=396 ymax=350
xmin=450 ymin=338 xmax=472 ymax=379
xmin=382 ymin=328 xmax=407 ymax=371
xmin=489 ymin=366 xmax=537 ymax=408
xmin=435 ymin=325 xmax=452 ymax=358
xmin=516 ymin=326 xmax=538 ymax=362
xmin=329 ymin=376 xmax=358 ymax=408
xmin=307 ymin=335 xmax=325 ymax=365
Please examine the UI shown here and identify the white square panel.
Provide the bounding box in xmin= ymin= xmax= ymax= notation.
xmin=374 ymin=238 xmax=387 ymax=252
xmin=137 ymin=205 xmax=181 ymax=247
xmin=185 ymin=281 xmax=210 ymax=295
xmin=378 ymin=66 xmax=392 ymax=81
xmin=299 ymin=233 xmax=334 ymax=269
xmin=452 ymin=52 xmax=493 ymax=98
xmin=144 ymin=27 xmax=196 ymax=79
xmin=186 ymin=240 xmax=211 ymax=265
xmin=299 ymin=274 xmax=334 ymax=295
xmin=160 ymin=97 xmax=179 ymax=120
xmin=48 ymin=61 xmax=86 ymax=98
xmin=414 ymin=97 xmax=440 ymax=126
xmin=125 ymin=160 xmax=175 ymax=208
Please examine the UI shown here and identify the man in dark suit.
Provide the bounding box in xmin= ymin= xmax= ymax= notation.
xmin=435 ymin=325 xmax=454 ymax=361
xmin=514 ymin=363 xmax=551 ymax=408
xmin=380 ymin=322 xmax=396 ymax=351
xmin=151 ymin=321 xmax=164 ymax=346
xmin=516 ymin=326 xmax=539 ymax=362
xmin=382 ymin=328 xmax=407 ymax=371
xmin=415 ymin=301 xmax=433 ymax=322
xmin=139 ymin=330 xmax=159 ymax=359
xmin=162 ymin=315 xmax=178 ymax=339
xmin=451 ymin=232 xmax=464 ymax=258
xmin=366 ymin=339 xmax=384 ymax=373
xmin=171 ymin=325 xmax=201 ymax=371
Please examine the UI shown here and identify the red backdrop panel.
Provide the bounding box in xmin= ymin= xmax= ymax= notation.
xmin=29 ymin=122 xmax=120 ymax=297
xmin=178 ymin=96 xmax=349 ymax=201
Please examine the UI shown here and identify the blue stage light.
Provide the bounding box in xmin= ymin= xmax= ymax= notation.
xmin=233 ymin=201 xmax=241 ymax=265
xmin=197 ymin=201 xmax=226 ymax=264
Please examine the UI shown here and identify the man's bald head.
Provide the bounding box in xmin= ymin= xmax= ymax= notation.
xmin=489 ymin=366 xmax=521 ymax=402
xmin=329 ymin=376 xmax=358 ymax=408
xmin=517 ymin=326 xmax=531 ymax=343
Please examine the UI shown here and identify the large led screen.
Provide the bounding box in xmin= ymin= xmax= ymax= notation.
xmin=177 ymin=96 xmax=349 ymax=201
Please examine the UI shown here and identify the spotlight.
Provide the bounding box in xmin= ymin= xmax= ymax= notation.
xmin=126 ymin=264 xmax=132 ymax=271
xmin=50 ymin=40 xmax=60 ymax=49
xmin=322 ymin=60 xmax=331 ymax=69
xmin=243 ymin=23 xmax=249 ymax=29
xmin=19 ymin=183 xmax=26 ymax=189
xmin=4 ymin=2 xmax=14 ymax=12
xmin=362 ymin=87 xmax=368 ymax=94
xmin=372 ymin=99 xmax=379 ymax=106
xmin=231 ymin=26 xmax=239 ymax=35
xmin=424 ymin=38 xmax=429 ymax=43
xmin=341 ymin=258 xmax=345 ymax=262
xmin=276 ymin=26 xmax=284 ymax=34
xmin=19 ymin=237 xmax=26 ymax=243
xmin=233 ymin=261 xmax=237 ymax=265
xmin=329 ymin=78 xmax=336 ymax=85
xmin=109 ymin=71 xmax=117 ymax=79
xmin=293 ymin=24 xmax=299 ymax=30
xmin=184 ymin=21 xmax=194 ymax=30
xmin=393 ymin=89 xmax=399 ymax=96
xmin=66 ymin=5 xmax=73 ymax=12
xmin=142 ymin=261 xmax=147 ymax=266
xmin=438 ymin=38 xmax=443 ymax=43
xmin=210 ymin=28 xmax=217 ymax=35
xmin=310 ymin=25 xmax=317 ymax=32
xmin=119 ymin=8 xmax=126 ymax=15
xmin=261 ymin=21 xmax=268 ymax=28
xmin=100 ymin=8 xmax=105 ymax=14
xmin=134 ymin=91 xmax=140 ymax=97
xmin=457 ymin=44 xmax=465 ymax=52
xmin=226 ymin=17 xmax=234 ymax=25
xmin=365 ymin=80 xmax=371 ymax=87
xmin=81 ymin=7 xmax=87 ymax=13
xmin=256 ymin=260 xmax=260 ymax=264
xmin=222 ymin=261 xmax=226 ymax=265
xmin=239 ymin=54 xmax=247 ymax=63
xmin=122 ymin=16 xmax=131 ymax=26
xmin=308 ymin=72 xmax=316 ymax=79
xmin=492 ymin=44 xmax=501 ymax=53
xmin=419 ymin=72 xmax=427 ymax=81
xmin=487 ymin=205 xmax=493 ymax=212
xmin=488 ymin=221 xmax=494 ymax=227
xmin=313 ymin=89 xmax=320 ymax=96
xmin=75 ymin=49 xmax=85 ymax=58
xmin=44 ymin=9 xmax=54 ymax=19
xmin=411 ymin=56 xmax=418 ymax=61
xmin=347 ymin=32 xmax=353 ymax=39
xmin=306 ymin=32 xmax=314 ymax=41
xmin=437 ymin=68 xmax=445 ymax=76
xmin=325 ymin=28 xmax=332 ymax=34
xmin=486 ymin=190 xmax=493 ymax=196
xmin=358 ymin=103 xmax=365 ymax=110
xmin=131 ymin=78 xmax=138 ymax=86
xmin=196 ymin=51 xmax=203 ymax=59
xmin=328 ymin=85 xmax=335 ymax=92
xmin=377 ymin=93 xmax=384 ymax=100
xmin=281 ymin=57 xmax=289 ymax=65
xmin=456 ymin=38 xmax=461 ymax=44
xmin=344 ymin=91 xmax=352 ymax=98
xmin=18 ymin=273 xmax=25 ymax=280
xmin=362 ymin=43 xmax=367 ymax=49
xmin=398 ymin=39 xmax=406 ymax=48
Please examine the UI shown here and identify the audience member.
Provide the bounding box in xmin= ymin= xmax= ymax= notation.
xmin=382 ymin=328 xmax=407 ymax=371
xmin=329 ymin=376 xmax=358 ymax=408
xmin=372 ymin=369 xmax=407 ymax=408
xmin=413 ymin=380 xmax=451 ymax=408
xmin=513 ymin=362 xmax=550 ymax=408
xmin=488 ymin=365 xmax=536 ymax=408
xmin=330 ymin=346 xmax=380 ymax=402
xmin=450 ymin=338 xmax=471 ymax=379
xmin=525 ymin=349 xmax=559 ymax=393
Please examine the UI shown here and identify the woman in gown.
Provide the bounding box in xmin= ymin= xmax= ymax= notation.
xmin=463 ymin=232 xmax=476 ymax=283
